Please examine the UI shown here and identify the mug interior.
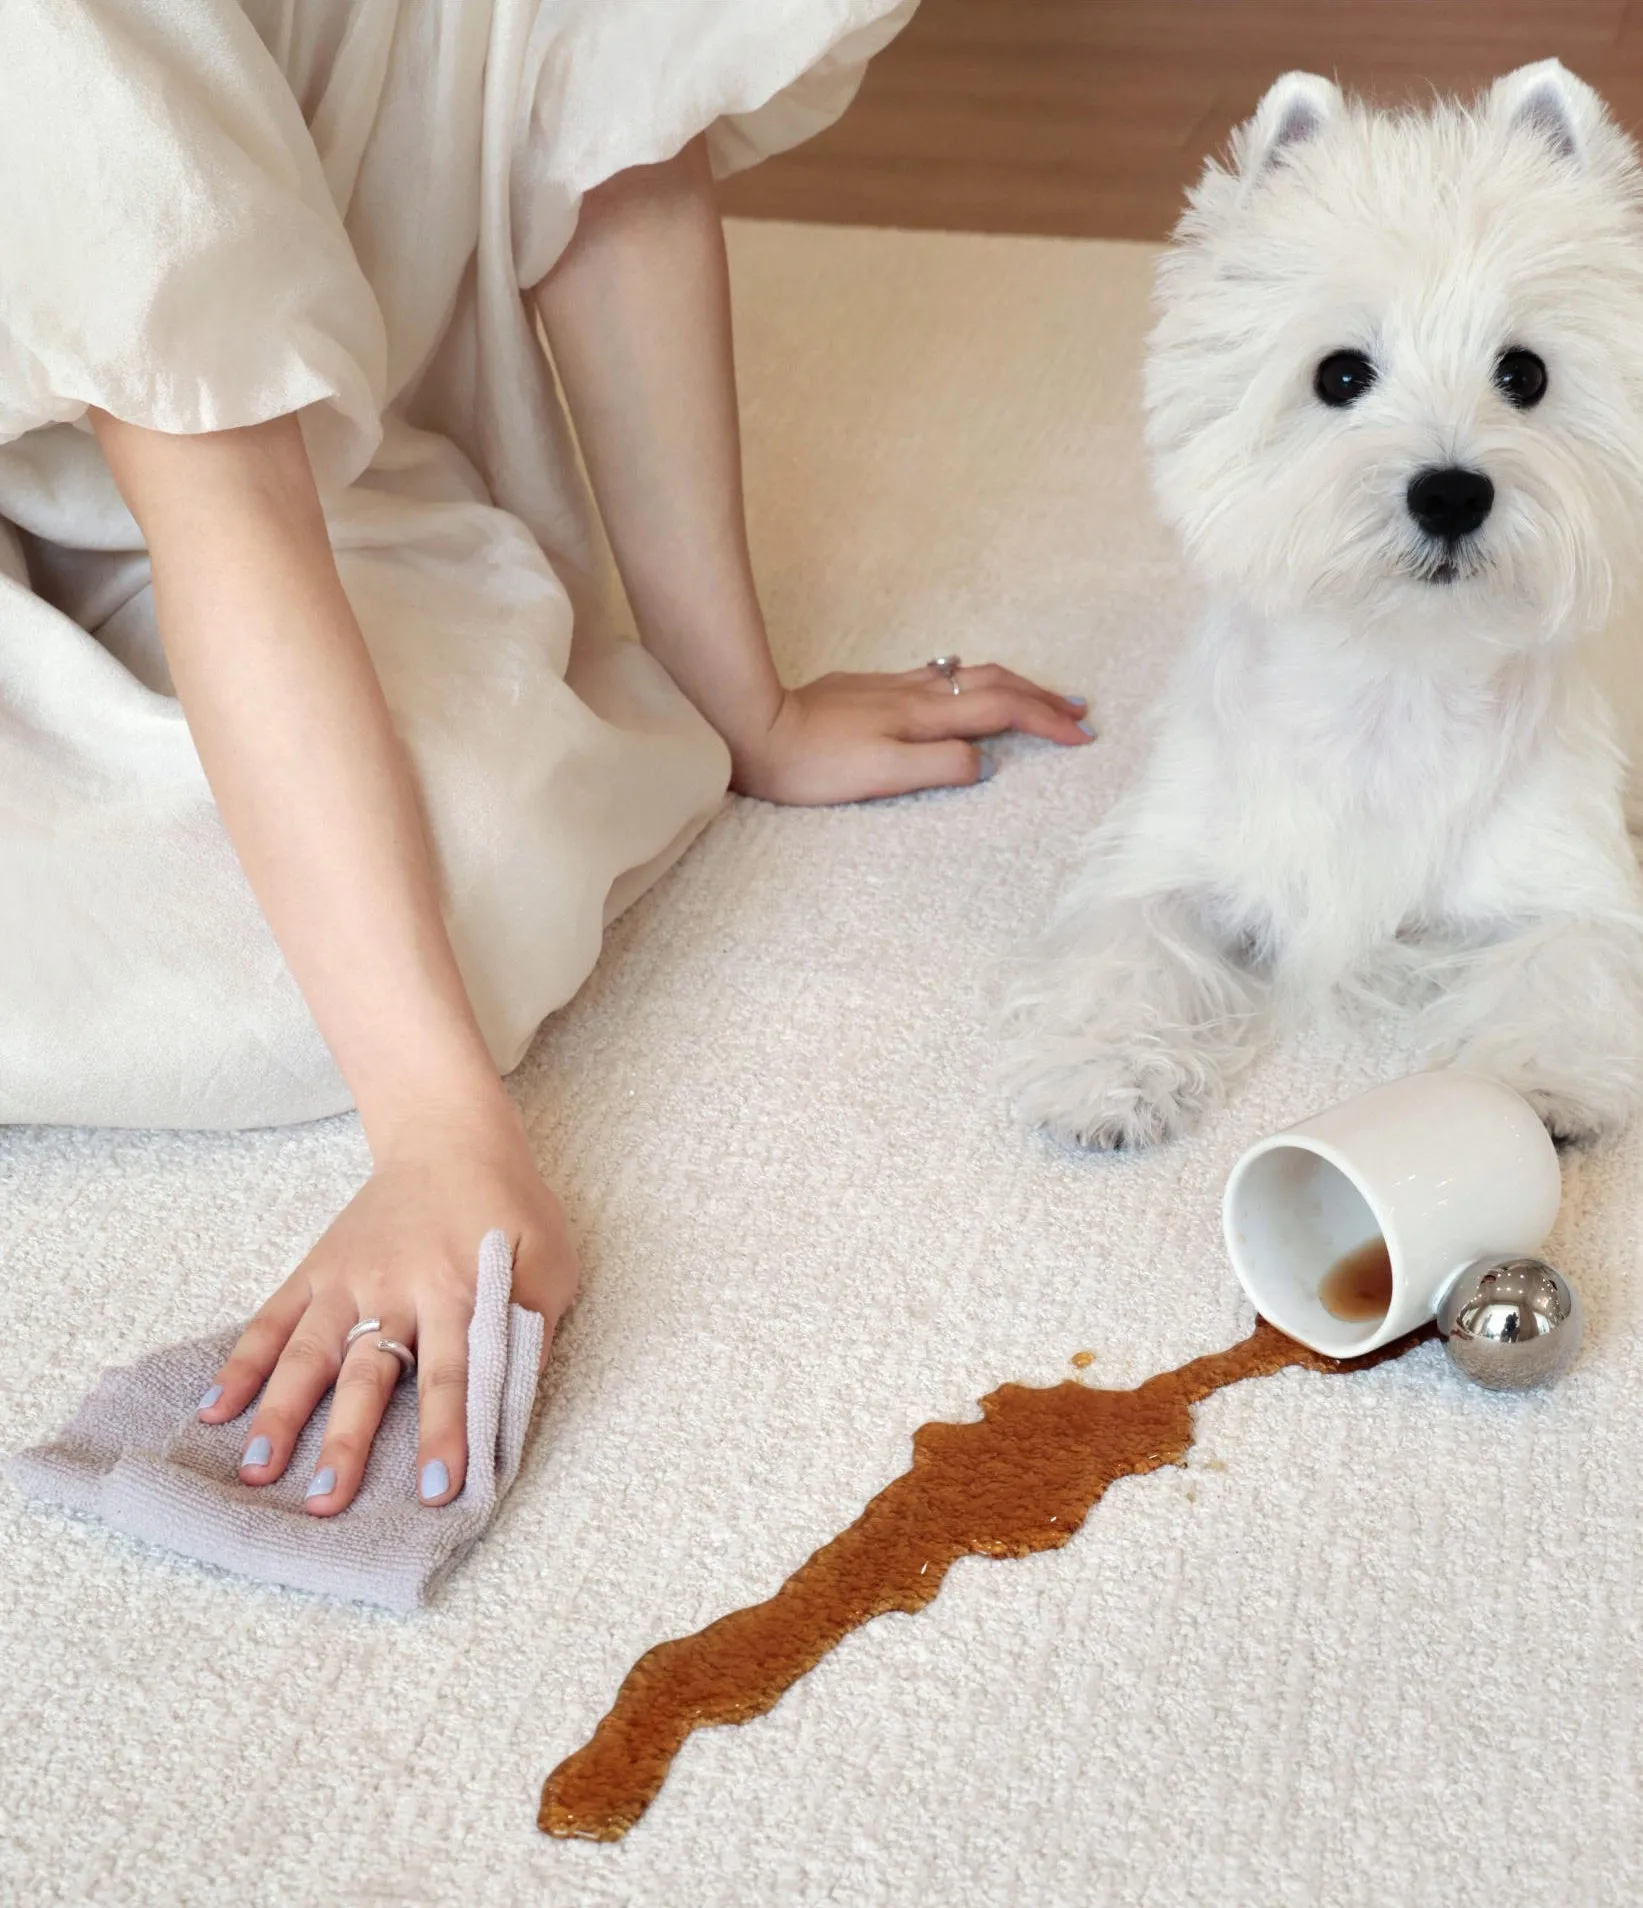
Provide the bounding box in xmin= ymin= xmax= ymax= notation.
xmin=1226 ymin=1142 xmax=1393 ymax=1355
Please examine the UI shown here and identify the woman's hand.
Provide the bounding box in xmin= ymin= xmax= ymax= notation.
xmin=730 ymin=663 xmax=1094 ymax=806
xmin=196 ymin=1106 xmax=578 ymax=1516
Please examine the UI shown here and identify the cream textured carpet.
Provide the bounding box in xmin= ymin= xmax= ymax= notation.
xmin=4 ymin=222 xmax=1640 ymax=1907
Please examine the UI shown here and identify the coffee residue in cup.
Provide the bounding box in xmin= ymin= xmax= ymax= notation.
xmin=538 ymin=1318 xmax=1431 ymax=1842
xmin=1319 ymin=1237 xmax=1394 ymax=1321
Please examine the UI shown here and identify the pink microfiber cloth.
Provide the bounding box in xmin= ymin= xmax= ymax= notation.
xmin=8 ymin=1230 xmax=542 ymax=1612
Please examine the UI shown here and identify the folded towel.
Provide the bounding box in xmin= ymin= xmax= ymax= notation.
xmin=8 ymin=1229 xmax=542 ymax=1612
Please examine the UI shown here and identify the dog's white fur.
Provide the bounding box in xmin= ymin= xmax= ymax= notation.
xmin=1003 ymin=61 xmax=1643 ymax=1150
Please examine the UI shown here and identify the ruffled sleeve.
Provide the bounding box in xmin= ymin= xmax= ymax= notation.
xmin=0 ymin=0 xmax=386 ymax=489
xmin=510 ymin=0 xmax=918 ymax=289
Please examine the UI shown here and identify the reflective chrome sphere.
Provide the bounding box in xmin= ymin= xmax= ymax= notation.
xmin=1437 ymin=1258 xmax=1583 ymax=1391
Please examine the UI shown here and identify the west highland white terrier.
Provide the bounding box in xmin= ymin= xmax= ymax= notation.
xmin=1003 ymin=60 xmax=1643 ymax=1150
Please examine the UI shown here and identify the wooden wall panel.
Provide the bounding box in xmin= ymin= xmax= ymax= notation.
xmin=718 ymin=1 xmax=1643 ymax=240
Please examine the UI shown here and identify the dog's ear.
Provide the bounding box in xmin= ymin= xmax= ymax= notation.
xmin=1238 ymin=72 xmax=1342 ymax=179
xmin=1491 ymin=60 xmax=1604 ymax=165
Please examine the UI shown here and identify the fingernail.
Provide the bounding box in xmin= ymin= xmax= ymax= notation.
xmin=305 ymin=1467 xmax=336 ymax=1500
xmin=420 ymin=1458 xmax=450 ymax=1502
xmin=1066 ymin=695 xmax=1088 ymax=709
xmin=1077 ymin=720 xmax=1096 ymax=738
xmin=197 ymin=1384 xmax=223 ymax=1413
xmin=241 ymin=1434 xmax=272 ymax=1470
xmin=977 ymin=757 xmax=997 ymax=783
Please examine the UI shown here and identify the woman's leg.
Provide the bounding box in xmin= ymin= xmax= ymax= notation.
xmin=532 ymin=138 xmax=1095 ymax=806
xmin=92 ymin=411 xmax=577 ymax=1515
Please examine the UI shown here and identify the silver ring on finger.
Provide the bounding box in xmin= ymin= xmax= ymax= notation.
xmin=928 ymin=654 xmax=963 ymax=694
xmin=342 ymin=1317 xmax=415 ymax=1378
xmin=373 ymin=1337 xmax=416 ymax=1378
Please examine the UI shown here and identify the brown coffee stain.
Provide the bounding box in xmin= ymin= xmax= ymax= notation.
xmin=1320 ymin=1237 xmax=1394 ymax=1322
xmin=538 ymin=1318 xmax=1432 ymax=1842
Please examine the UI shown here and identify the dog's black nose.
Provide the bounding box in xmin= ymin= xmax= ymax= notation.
xmin=1407 ymin=466 xmax=1494 ymax=541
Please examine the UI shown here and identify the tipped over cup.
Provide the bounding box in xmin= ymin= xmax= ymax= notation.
xmin=1222 ymin=1070 xmax=1565 ymax=1362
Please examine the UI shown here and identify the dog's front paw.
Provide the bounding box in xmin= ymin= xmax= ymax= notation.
xmin=1451 ymin=1046 xmax=1637 ymax=1148
xmin=1005 ymin=1032 xmax=1223 ymax=1152
xmin=1520 ymin=1084 xmax=1622 ymax=1149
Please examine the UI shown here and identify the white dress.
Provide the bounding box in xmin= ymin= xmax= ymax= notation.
xmin=0 ymin=0 xmax=916 ymax=1128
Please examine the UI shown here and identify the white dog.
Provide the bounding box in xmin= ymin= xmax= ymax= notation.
xmin=1002 ymin=61 xmax=1643 ymax=1151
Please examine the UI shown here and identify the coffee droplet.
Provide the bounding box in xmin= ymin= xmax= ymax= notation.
xmin=1070 ymin=1351 xmax=1095 ymax=1370
xmin=537 ymin=1319 xmax=1432 ymax=1842
xmin=1319 ymin=1237 xmax=1394 ymax=1321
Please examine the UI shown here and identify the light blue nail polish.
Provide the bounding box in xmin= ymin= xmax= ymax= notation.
xmin=197 ymin=1384 xmax=223 ymax=1413
xmin=420 ymin=1458 xmax=450 ymax=1501
xmin=241 ymin=1434 xmax=272 ymax=1470
xmin=977 ymin=757 xmax=997 ymax=783
xmin=1077 ymin=720 xmax=1096 ymax=738
xmin=305 ymin=1467 xmax=336 ymax=1500
xmin=1067 ymin=695 xmax=1088 ymax=709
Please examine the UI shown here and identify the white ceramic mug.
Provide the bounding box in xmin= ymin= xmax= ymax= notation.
xmin=1222 ymin=1070 xmax=1562 ymax=1356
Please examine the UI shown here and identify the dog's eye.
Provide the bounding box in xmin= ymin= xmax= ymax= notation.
xmin=1314 ymin=351 xmax=1377 ymax=408
xmin=1495 ymin=348 xmax=1548 ymax=409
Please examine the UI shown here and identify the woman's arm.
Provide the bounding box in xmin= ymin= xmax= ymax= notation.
xmin=95 ymin=413 xmax=497 ymax=1134
xmin=93 ymin=410 xmax=577 ymax=1514
xmin=532 ymin=137 xmax=1092 ymax=806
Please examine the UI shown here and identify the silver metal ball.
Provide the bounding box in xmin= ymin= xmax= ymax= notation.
xmin=1436 ymin=1257 xmax=1583 ymax=1391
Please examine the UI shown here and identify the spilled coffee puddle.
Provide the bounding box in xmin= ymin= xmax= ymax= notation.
xmin=539 ymin=1318 xmax=1432 ymax=1841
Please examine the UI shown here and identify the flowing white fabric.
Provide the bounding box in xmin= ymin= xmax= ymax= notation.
xmin=0 ymin=0 xmax=916 ymax=1128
